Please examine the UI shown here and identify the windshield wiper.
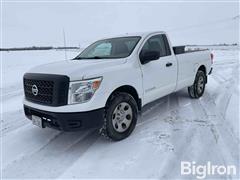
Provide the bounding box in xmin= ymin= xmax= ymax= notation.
xmin=89 ymin=56 xmax=103 ymax=59
xmin=73 ymin=56 xmax=104 ymax=60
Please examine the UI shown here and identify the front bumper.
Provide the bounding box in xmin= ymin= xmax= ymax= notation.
xmin=24 ymin=105 xmax=105 ymax=131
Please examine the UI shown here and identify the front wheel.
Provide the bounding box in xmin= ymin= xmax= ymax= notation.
xmin=188 ymin=70 xmax=206 ymax=98
xmin=99 ymin=92 xmax=138 ymax=141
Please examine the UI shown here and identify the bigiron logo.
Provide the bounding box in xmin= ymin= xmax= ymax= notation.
xmin=181 ymin=161 xmax=237 ymax=179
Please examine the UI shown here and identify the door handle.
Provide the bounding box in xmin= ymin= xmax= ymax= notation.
xmin=166 ymin=62 xmax=172 ymax=67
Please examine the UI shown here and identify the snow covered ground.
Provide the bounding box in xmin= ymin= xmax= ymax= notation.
xmin=1 ymin=48 xmax=239 ymax=179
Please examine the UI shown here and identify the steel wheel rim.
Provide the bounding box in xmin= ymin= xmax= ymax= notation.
xmin=112 ymin=102 xmax=133 ymax=133
xmin=197 ymin=76 xmax=204 ymax=94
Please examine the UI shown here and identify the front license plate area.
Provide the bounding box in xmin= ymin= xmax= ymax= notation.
xmin=32 ymin=115 xmax=43 ymax=128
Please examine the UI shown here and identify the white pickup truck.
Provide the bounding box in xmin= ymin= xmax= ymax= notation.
xmin=23 ymin=31 xmax=213 ymax=140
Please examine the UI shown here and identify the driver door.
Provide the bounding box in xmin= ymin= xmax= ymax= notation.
xmin=140 ymin=34 xmax=177 ymax=104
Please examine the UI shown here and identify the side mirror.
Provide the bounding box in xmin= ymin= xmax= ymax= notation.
xmin=140 ymin=51 xmax=160 ymax=64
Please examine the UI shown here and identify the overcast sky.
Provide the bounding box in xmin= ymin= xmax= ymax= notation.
xmin=2 ymin=1 xmax=239 ymax=47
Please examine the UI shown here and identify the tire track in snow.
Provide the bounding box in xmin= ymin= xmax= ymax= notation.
xmin=156 ymin=90 xmax=218 ymax=179
xmin=1 ymin=109 xmax=28 ymax=136
xmin=156 ymin=60 xmax=239 ymax=179
xmin=3 ymin=129 xmax=99 ymax=179
xmin=210 ymin=61 xmax=238 ymax=119
xmin=197 ymin=95 xmax=239 ymax=178
xmin=83 ymin=92 xmax=183 ymax=178
xmin=1 ymin=90 xmax=23 ymax=102
xmin=188 ymin=54 xmax=239 ymax=176
xmin=194 ymin=58 xmax=239 ymax=177
xmin=2 ymin=126 xmax=60 ymax=168
xmin=158 ymin=91 xmax=237 ymax=179
xmin=116 ymin=91 xmax=192 ymax=178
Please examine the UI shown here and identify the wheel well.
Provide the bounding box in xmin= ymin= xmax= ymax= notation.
xmin=107 ymin=85 xmax=142 ymax=111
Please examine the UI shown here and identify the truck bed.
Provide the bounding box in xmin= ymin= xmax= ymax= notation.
xmin=174 ymin=47 xmax=212 ymax=90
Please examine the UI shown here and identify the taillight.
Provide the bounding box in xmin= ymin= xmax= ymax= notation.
xmin=210 ymin=53 xmax=214 ymax=64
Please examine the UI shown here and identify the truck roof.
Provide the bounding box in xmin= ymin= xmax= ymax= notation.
xmin=101 ymin=31 xmax=166 ymax=40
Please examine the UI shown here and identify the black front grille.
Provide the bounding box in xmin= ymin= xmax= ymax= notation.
xmin=24 ymin=79 xmax=54 ymax=104
xmin=23 ymin=73 xmax=69 ymax=106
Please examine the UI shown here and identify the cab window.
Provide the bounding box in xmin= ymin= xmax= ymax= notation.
xmin=141 ymin=34 xmax=171 ymax=57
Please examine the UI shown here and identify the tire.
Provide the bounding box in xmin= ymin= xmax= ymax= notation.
xmin=99 ymin=92 xmax=138 ymax=141
xmin=188 ymin=70 xmax=206 ymax=98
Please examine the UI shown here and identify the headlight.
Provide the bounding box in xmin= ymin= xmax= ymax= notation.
xmin=68 ymin=77 xmax=102 ymax=104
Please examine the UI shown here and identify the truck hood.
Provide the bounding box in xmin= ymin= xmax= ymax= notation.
xmin=27 ymin=58 xmax=127 ymax=81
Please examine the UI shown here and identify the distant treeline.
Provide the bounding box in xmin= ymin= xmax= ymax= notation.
xmin=1 ymin=44 xmax=238 ymax=52
xmin=0 ymin=46 xmax=80 ymax=51
xmin=186 ymin=43 xmax=238 ymax=46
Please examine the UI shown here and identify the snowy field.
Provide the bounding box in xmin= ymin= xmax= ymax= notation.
xmin=1 ymin=48 xmax=239 ymax=179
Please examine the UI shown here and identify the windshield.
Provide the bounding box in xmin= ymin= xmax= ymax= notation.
xmin=74 ymin=36 xmax=141 ymax=59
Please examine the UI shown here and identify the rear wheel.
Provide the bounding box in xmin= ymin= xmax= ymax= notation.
xmin=188 ymin=70 xmax=206 ymax=98
xmin=99 ymin=92 xmax=138 ymax=141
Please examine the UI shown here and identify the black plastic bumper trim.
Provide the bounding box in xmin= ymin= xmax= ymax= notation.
xmin=24 ymin=105 xmax=105 ymax=131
